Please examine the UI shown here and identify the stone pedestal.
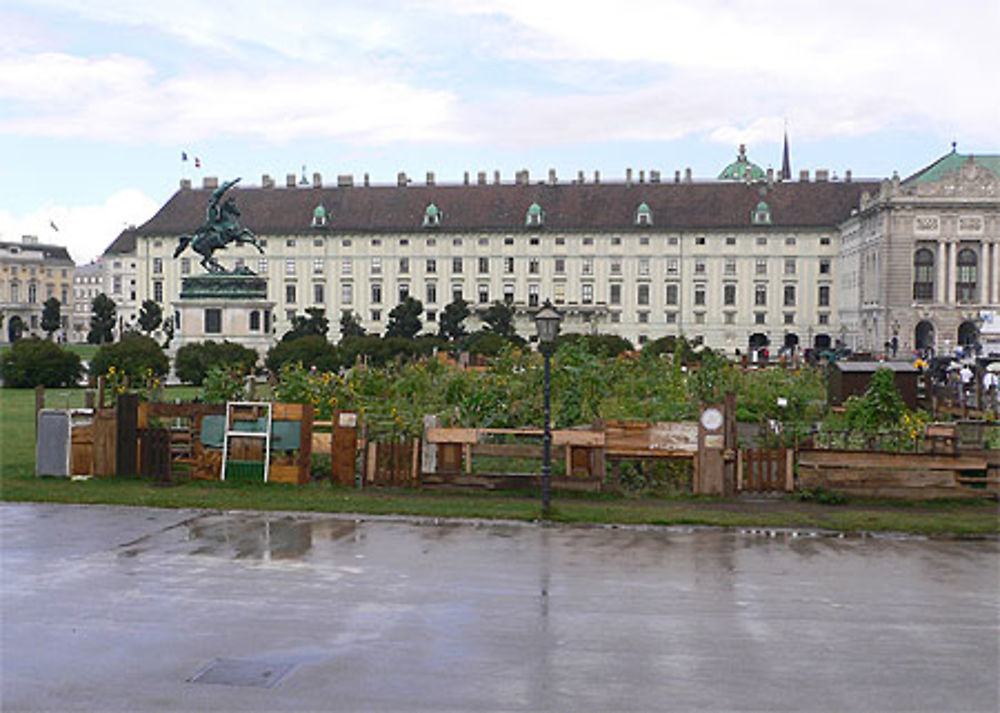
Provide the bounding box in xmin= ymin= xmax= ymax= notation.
xmin=174 ymin=273 xmax=274 ymax=356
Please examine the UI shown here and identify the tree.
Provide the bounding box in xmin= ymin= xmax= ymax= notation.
xmin=41 ymin=297 xmax=61 ymax=339
xmin=265 ymin=335 xmax=340 ymax=375
xmin=282 ymin=307 xmax=329 ymax=342
xmin=137 ymin=299 xmax=163 ymax=335
xmin=0 ymin=338 xmax=82 ymax=388
xmin=385 ymin=296 xmax=423 ymax=339
xmin=175 ymin=340 xmax=258 ymax=385
xmin=438 ymin=297 xmax=470 ymax=342
xmin=90 ymin=333 xmax=169 ymax=381
xmin=88 ymin=293 xmax=117 ymax=345
xmin=480 ymin=301 xmax=516 ymax=339
xmin=339 ymin=311 xmax=367 ymax=340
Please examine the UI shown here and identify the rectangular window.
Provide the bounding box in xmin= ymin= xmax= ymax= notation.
xmin=582 ymin=258 xmax=593 ymax=276
xmin=755 ymin=258 xmax=767 ymax=275
xmin=694 ymin=286 xmax=706 ymax=306
xmin=529 ymin=258 xmax=540 ymax=274
xmin=724 ymin=284 xmax=736 ymax=306
xmin=756 ymin=237 xmax=767 ymax=246
xmin=818 ymin=285 xmax=830 ymax=307
xmin=665 ymin=312 xmax=677 ymax=324
xmin=637 ymin=284 xmax=650 ymax=305
xmin=313 ymin=258 xmax=323 ymax=274
xmin=286 ymin=284 xmax=297 ymax=303
xmin=610 ymin=260 xmax=622 ymax=275
xmin=725 ymin=258 xmax=736 ymax=275
xmin=478 ymin=284 xmax=489 ymax=304
xmin=371 ymin=283 xmax=382 ymax=304
xmin=819 ymin=258 xmax=831 ymax=274
xmin=371 ymin=257 xmax=382 ymax=274
xmin=478 ymin=257 xmax=489 ymax=274
xmin=694 ymin=258 xmax=706 ymax=275
xmin=638 ymin=311 xmax=649 ymax=323
xmin=398 ymin=283 xmax=409 ymax=302
xmin=554 ymin=283 xmax=565 ymax=304
xmin=726 ymin=237 xmax=737 ymax=246
xmin=152 ymin=257 xmax=163 ymax=274
xmin=784 ymin=313 xmax=795 ymax=325
xmin=666 ymin=283 xmax=678 ymax=306
xmin=452 ymin=285 xmax=463 ymax=302
xmin=639 ymin=258 xmax=650 ymax=276
xmin=399 ymin=257 xmax=410 ymax=274
xmin=610 ymin=284 xmax=621 ymax=305
xmin=313 ymin=283 xmax=324 ymax=303
xmin=258 ymin=258 xmax=268 ymax=273
xmin=666 ymin=258 xmax=677 ymax=276
xmin=181 ymin=258 xmax=191 ymax=275
xmin=694 ymin=312 xmax=705 ymax=324
xmin=783 ymin=284 xmax=796 ymax=306
xmin=784 ymin=259 xmax=796 ymax=275
xmin=426 ymin=259 xmax=437 ymax=274
xmin=555 ymin=237 xmax=565 ymax=246
xmin=153 ymin=281 xmax=163 ymax=303
xmin=611 ymin=237 xmax=622 ymax=246
xmin=341 ymin=260 xmax=352 ymax=275
xmin=755 ymin=312 xmax=766 ymax=324
xmin=313 ymin=239 xmax=323 ymax=247
xmin=426 ymin=283 xmax=437 ymax=304
xmin=452 ymin=257 xmax=463 ymax=274
xmin=113 ymin=276 xmax=122 ymax=294
xmin=785 ymin=237 xmax=797 ymax=246
xmin=528 ymin=284 xmax=539 ymax=307
xmin=695 ymin=236 xmax=706 ymax=246
xmin=426 ymin=310 xmax=437 ymax=322
xmin=582 ymin=284 xmax=593 ymax=304
xmin=755 ymin=284 xmax=767 ymax=306
xmin=371 ymin=309 xmax=381 ymax=321
xmin=554 ymin=258 xmax=565 ymax=274
xmin=285 ymin=258 xmax=296 ymax=275
xmin=504 ymin=237 xmax=514 ymax=245
xmin=504 ymin=257 xmax=514 ymax=274
xmin=582 ymin=237 xmax=594 ymax=246
xmin=341 ymin=283 xmax=353 ymax=305
xmin=205 ymin=308 xmax=222 ymax=334
xmin=818 ymin=313 xmax=830 ymax=325
xmin=503 ymin=284 xmax=515 ymax=304
xmin=724 ymin=311 xmax=736 ymax=324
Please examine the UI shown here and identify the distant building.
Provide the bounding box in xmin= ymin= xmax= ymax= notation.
xmin=71 ymin=260 xmax=104 ymax=343
xmin=0 ymin=236 xmax=75 ymax=342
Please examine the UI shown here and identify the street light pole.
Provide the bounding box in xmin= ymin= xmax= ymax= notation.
xmin=534 ymin=301 xmax=562 ymax=517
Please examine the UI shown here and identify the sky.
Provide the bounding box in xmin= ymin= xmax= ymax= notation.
xmin=1 ymin=0 xmax=997 ymax=265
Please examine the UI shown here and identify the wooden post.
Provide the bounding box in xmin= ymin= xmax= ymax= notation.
xmin=35 ymin=385 xmax=45 ymax=421
xmin=366 ymin=441 xmax=377 ymax=484
xmin=785 ymin=449 xmax=795 ymax=492
xmin=736 ymin=449 xmax=744 ymax=492
xmin=116 ymin=392 xmax=139 ymax=478
xmin=411 ymin=438 xmax=420 ymax=486
xmin=97 ymin=376 xmax=106 ymax=410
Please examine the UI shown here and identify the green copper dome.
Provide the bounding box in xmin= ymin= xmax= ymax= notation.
xmin=313 ymin=204 xmax=327 ymax=218
xmin=718 ymin=144 xmax=765 ymax=181
xmin=425 ymin=203 xmax=439 ymax=216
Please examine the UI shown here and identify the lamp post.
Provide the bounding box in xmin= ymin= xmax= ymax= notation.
xmin=534 ymin=301 xmax=562 ymax=516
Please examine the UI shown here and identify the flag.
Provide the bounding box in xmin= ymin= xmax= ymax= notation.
xmin=49 ymin=220 xmax=59 ymax=231
xmin=181 ymin=151 xmax=188 ymax=162
xmin=195 ymin=157 xmax=201 ymax=169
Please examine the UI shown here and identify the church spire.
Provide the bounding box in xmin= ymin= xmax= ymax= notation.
xmin=780 ymin=123 xmax=792 ymax=181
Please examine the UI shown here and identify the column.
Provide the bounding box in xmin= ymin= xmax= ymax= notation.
xmin=947 ymin=241 xmax=958 ymax=304
xmin=992 ymin=241 xmax=999 ymax=304
xmin=937 ymin=241 xmax=947 ymax=303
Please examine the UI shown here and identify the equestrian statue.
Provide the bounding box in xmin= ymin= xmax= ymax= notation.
xmin=174 ymin=177 xmax=263 ymax=273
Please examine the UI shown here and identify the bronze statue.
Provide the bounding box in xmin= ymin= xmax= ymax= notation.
xmin=174 ymin=177 xmax=263 ymax=273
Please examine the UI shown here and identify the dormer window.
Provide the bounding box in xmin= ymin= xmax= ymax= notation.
xmin=635 ymin=202 xmax=653 ymax=226
xmin=312 ymin=204 xmax=329 ymax=228
xmin=751 ymin=200 xmax=772 ymax=225
xmin=525 ymin=202 xmax=544 ymax=227
xmin=423 ymin=203 xmax=441 ymax=227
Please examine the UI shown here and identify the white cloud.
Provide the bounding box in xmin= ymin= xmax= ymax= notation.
xmin=0 ymin=189 xmax=159 ymax=264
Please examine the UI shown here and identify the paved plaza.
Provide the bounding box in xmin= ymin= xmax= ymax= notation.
xmin=2 ymin=503 xmax=997 ymax=712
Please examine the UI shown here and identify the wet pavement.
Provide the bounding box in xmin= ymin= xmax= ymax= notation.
xmin=2 ymin=503 xmax=997 ymax=712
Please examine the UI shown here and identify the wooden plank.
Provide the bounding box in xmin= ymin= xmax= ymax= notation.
xmin=312 ymin=432 xmax=332 ymax=453
xmin=798 ymin=450 xmax=987 ymax=471
xmin=604 ymin=448 xmax=696 ymax=458
xmin=785 ymin=449 xmax=794 ymax=492
xmin=554 ymin=431 xmax=604 ymax=447
xmin=269 ymin=464 xmax=302 ymax=484
xmin=426 ymin=427 xmax=479 ymax=444
xmin=271 ymin=402 xmax=305 ymax=420
xmin=471 ymin=443 xmax=544 ymax=458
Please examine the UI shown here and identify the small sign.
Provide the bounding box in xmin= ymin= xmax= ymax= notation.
xmin=703 ymin=434 xmax=724 ymax=449
xmin=338 ymin=412 xmax=358 ymax=428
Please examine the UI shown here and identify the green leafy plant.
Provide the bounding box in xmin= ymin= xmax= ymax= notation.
xmin=0 ymin=338 xmax=82 ymax=388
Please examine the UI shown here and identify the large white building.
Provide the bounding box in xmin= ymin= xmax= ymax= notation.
xmin=100 ymin=146 xmax=999 ymax=356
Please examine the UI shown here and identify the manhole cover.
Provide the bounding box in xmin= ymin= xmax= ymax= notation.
xmin=188 ymin=658 xmax=295 ymax=688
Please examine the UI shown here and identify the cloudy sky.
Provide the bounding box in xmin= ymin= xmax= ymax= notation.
xmin=1 ymin=0 xmax=997 ymax=264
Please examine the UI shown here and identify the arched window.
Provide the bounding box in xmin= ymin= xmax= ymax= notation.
xmin=751 ymin=200 xmax=772 ymax=225
xmin=956 ymin=248 xmax=978 ymax=302
xmin=525 ymin=202 xmax=544 ymax=227
xmin=912 ymin=248 xmax=934 ymax=301
xmin=311 ymin=204 xmax=328 ymax=227
xmin=635 ymin=202 xmax=652 ymax=226
xmin=423 ymin=203 xmax=441 ymax=228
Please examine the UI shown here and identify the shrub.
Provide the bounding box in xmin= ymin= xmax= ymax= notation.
xmin=203 ymin=364 xmax=249 ymax=404
xmin=175 ymin=340 xmax=258 ymax=385
xmin=90 ymin=333 xmax=169 ymax=381
xmin=265 ymin=335 xmax=339 ymax=375
xmin=0 ymin=338 xmax=82 ymax=388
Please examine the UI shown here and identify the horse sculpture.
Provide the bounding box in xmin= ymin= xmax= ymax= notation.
xmin=174 ymin=177 xmax=263 ymax=273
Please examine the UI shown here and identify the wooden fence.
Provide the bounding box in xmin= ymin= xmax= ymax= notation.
xmin=738 ymin=449 xmax=793 ymax=493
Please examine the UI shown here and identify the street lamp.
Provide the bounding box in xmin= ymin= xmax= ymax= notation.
xmin=534 ymin=301 xmax=562 ymax=515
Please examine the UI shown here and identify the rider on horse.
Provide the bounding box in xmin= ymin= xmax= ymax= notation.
xmin=174 ymin=177 xmax=264 ymax=273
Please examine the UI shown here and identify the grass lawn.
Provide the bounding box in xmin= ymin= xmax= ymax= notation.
xmin=1 ymin=386 xmax=997 ymax=536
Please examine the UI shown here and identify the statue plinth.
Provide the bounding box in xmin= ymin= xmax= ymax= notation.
xmin=174 ymin=271 xmax=273 ymax=357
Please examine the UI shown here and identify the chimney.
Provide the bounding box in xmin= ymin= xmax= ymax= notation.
xmin=548 ymin=168 xmax=557 ymax=185
xmin=650 ymin=170 xmax=660 ymax=183
xmin=639 ymin=170 xmax=645 ymax=183
xmin=799 ymin=169 xmax=810 ymax=182
xmin=593 ymin=170 xmax=601 ymax=184
xmin=426 ymin=171 xmax=435 ymax=186
xmin=815 ymin=169 xmax=829 ymax=182
xmin=626 ymin=168 xmax=633 ymax=184
xmin=684 ymin=168 xmax=692 ymax=183
xmin=494 ymin=170 xmax=501 ymax=185
xmin=22 ymin=235 xmax=38 ymax=245
xmin=261 ymin=174 xmax=274 ymax=189
xmin=337 ymin=174 xmax=354 ymax=188
xmin=766 ymin=167 xmax=774 ymax=184
xmin=180 ymin=178 xmax=192 ymax=190
xmin=845 ymin=169 xmax=852 ymax=183
xmin=203 ymin=176 xmax=219 ymax=189
xmin=477 ymin=171 xmax=487 ymax=186
xmin=515 ymin=169 xmax=529 ymax=186
xmin=397 ymin=172 xmax=408 ymax=187
xmin=312 ymin=172 xmax=322 ymax=188
xmin=674 ymin=170 xmax=681 ymax=183
xmin=577 ymin=170 xmax=585 ymax=183
xmin=363 ymin=173 xmax=370 ymax=187
xmin=286 ymin=173 xmax=297 ymax=188
xmin=463 ymin=171 xmax=470 ymax=186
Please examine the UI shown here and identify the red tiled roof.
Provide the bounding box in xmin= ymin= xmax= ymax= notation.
xmin=126 ymin=179 xmax=876 ymax=242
